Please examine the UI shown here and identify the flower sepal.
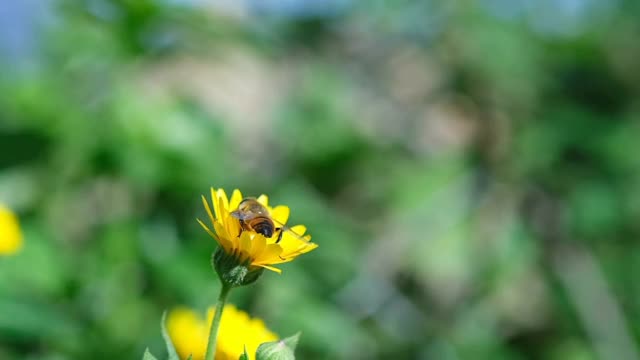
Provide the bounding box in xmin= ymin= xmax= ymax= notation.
xmin=213 ymin=247 xmax=265 ymax=287
xmin=141 ymin=312 xmax=191 ymax=360
xmin=255 ymin=332 xmax=301 ymax=360
xmin=239 ymin=347 xmax=250 ymax=360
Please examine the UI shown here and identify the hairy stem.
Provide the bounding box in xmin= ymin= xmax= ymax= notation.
xmin=204 ymin=284 xmax=232 ymax=360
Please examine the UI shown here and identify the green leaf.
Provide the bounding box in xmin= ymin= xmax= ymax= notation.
xmin=256 ymin=333 xmax=301 ymax=360
xmin=186 ymin=356 xmax=193 ymax=360
xmin=280 ymin=333 xmax=300 ymax=350
xmin=161 ymin=311 xmax=180 ymax=360
xmin=143 ymin=348 xmax=159 ymax=360
xmin=239 ymin=346 xmax=250 ymax=360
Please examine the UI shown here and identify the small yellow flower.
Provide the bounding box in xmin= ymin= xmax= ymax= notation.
xmin=0 ymin=204 xmax=22 ymax=255
xmin=167 ymin=304 xmax=278 ymax=360
xmin=198 ymin=188 xmax=318 ymax=274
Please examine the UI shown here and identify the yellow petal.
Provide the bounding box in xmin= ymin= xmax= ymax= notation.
xmin=278 ymin=225 xmax=310 ymax=249
xmin=214 ymin=222 xmax=236 ymax=251
xmin=166 ymin=307 xmax=208 ymax=360
xmin=168 ymin=304 xmax=278 ymax=360
xmin=239 ymin=231 xmax=253 ymax=254
xmin=278 ymin=240 xmax=303 ymax=256
xmin=200 ymin=219 xmax=233 ymax=252
xmin=229 ymin=189 xmax=243 ymax=210
xmin=298 ymin=242 xmax=319 ymax=253
xmin=0 ymin=205 xmax=22 ymax=255
xmin=290 ymin=225 xmax=307 ymax=235
xmin=257 ymin=194 xmax=269 ymax=206
xmin=257 ymin=264 xmax=282 ymax=274
xmin=279 ymin=240 xmax=318 ymax=260
xmin=271 ymin=206 xmax=290 ymax=225
xmin=251 ymin=233 xmax=267 ymax=259
xmin=224 ymin=214 xmax=241 ymax=240
xmin=280 ymin=225 xmax=311 ymax=246
xmin=267 ymin=241 xmax=317 ymax=263
xmin=201 ymin=195 xmax=215 ymax=225
xmin=217 ymin=195 xmax=231 ymax=226
xmin=253 ymin=244 xmax=283 ymax=265
xmin=217 ymin=188 xmax=229 ymax=210
xmin=287 ymin=242 xmax=319 ymax=257
xmin=263 ymin=256 xmax=295 ymax=265
xmin=197 ymin=218 xmax=217 ymax=240
xmin=211 ymin=187 xmax=221 ymax=222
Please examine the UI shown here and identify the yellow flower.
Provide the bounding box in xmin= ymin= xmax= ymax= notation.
xmin=198 ymin=188 xmax=318 ymax=274
xmin=0 ymin=204 xmax=22 ymax=255
xmin=167 ymin=304 xmax=278 ymax=360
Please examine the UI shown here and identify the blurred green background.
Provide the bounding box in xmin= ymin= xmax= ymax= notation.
xmin=1 ymin=0 xmax=640 ymax=359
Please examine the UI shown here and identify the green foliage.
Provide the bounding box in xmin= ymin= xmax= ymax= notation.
xmin=1 ymin=1 xmax=640 ymax=359
xmin=161 ymin=312 xmax=180 ymax=360
xmin=143 ymin=348 xmax=159 ymax=360
xmin=256 ymin=333 xmax=300 ymax=360
xmin=141 ymin=312 xmax=181 ymax=360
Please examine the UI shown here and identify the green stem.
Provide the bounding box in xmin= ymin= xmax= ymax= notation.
xmin=205 ymin=283 xmax=232 ymax=360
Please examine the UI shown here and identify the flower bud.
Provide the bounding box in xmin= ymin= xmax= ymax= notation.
xmin=212 ymin=247 xmax=264 ymax=287
xmin=255 ymin=333 xmax=300 ymax=360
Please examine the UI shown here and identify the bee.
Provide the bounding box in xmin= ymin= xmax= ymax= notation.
xmin=230 ymin=197 xmax=306 ymax=243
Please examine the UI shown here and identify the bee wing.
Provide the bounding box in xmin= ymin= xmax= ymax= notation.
xmin=272 ymin=218 xmax=312 ymax=243
xmin=230 ymin=210 xmax=253 ymax=221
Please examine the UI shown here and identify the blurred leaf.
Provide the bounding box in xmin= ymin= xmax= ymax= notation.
xmin=143 ymin=348 xmax=158 ymax=360
xmin=568 ymin=181 xmax=620 ymax=237
xmin=161 ymin=311 xmax=180 ymax=360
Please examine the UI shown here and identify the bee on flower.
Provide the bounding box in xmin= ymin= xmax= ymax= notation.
xmin=198 ymin=188 xmax=318 ymax=278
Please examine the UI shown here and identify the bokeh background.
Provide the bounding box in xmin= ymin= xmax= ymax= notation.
xmin=1 ymin=0 xmax=640 ymax=359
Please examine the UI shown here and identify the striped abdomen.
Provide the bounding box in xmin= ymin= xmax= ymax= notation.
xmin=245 ymin=216 xmax=275 ymax=238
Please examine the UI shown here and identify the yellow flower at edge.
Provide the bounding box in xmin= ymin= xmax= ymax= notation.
xmin=198 ymin=188 xmax=318 ymax=274
xmin=167 ymin=304 xmax=278 ymax=360
xmin=0 ymin=204 xmax=22 ymax=255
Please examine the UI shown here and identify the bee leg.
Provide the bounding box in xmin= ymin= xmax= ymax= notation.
xmin=238 ymin=220 xmax=245 ymax=237
xmin=275 ymin=227 xmax=283 ymax=243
